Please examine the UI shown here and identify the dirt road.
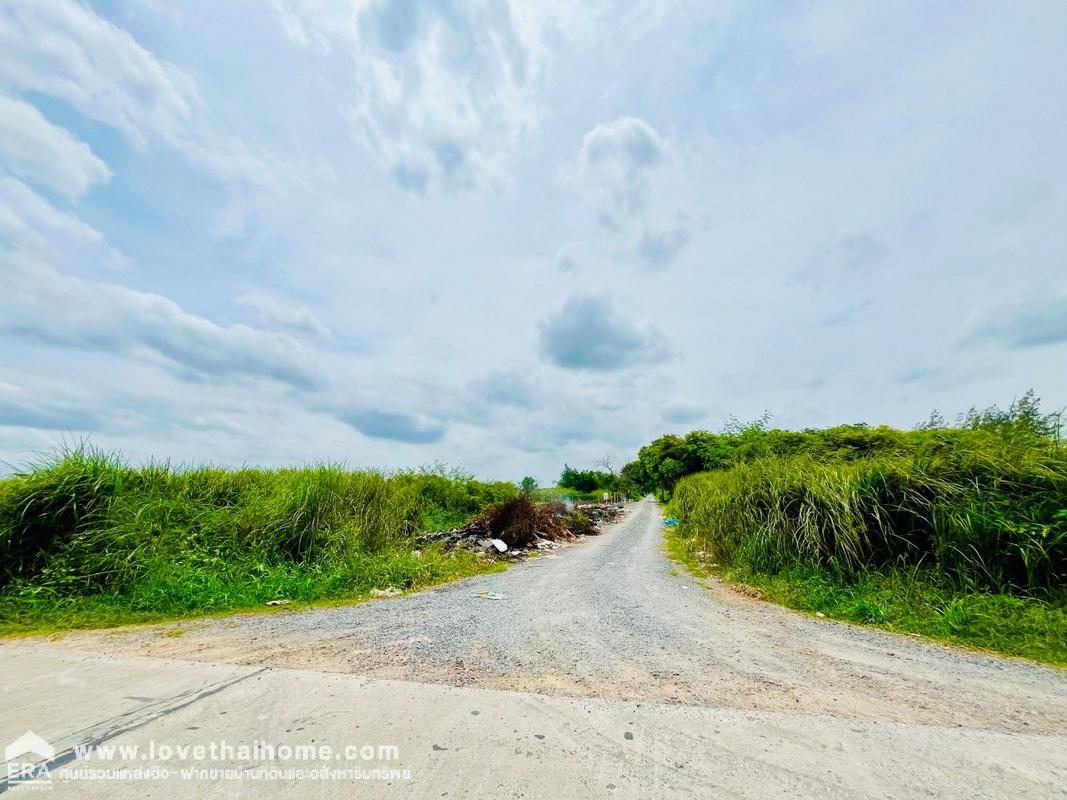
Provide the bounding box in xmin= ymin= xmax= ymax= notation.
xmin=3 ymin=498 xmax=1066 ymax=797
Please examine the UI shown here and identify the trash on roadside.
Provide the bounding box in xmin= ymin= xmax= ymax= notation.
xmin=417 ymin=496 xmax=628 ymax=561
xmin=371 ymin=587 xmax=402 ymax=598
xmin=474 ymin=591 xmax=506 ymax=600
xmin=662 ymin=517 xmax=679 ymax=527
xmin=265 ymin=599 xmax=292 ymax=606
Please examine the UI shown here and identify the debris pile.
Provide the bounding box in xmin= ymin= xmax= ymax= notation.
xmin=574 ymin=502 xmax=627 ymax=526
xmin=418 ymin=496 xmax=627 ymax=558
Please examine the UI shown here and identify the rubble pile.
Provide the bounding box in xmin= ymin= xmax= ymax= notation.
xmin=418 ymin=496 xmax=627 ymax=559
xmin=573 ymin=502 xmax=627 ymax=526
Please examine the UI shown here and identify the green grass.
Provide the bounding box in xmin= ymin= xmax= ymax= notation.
xmin=668 ymin=431 xmax=1067 ymax=594
xmin=665 ymin=530 xmax=1067 ymax=666
xmin=532 ymin=487 xmax=609 ymax=503
xmin=0 ymin=547 xmax=504 ymax=636
xmin=0 ymin=447 xmax=515 ymax=635
xmin=663 ymin=419 xmax=1067 ymax=666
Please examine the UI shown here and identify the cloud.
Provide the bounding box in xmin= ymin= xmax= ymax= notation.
xmin=0 ymin=177 xmax=128 ymax=269
xmin=661 ymin=403 xmax=706 ymax=425
xmin=281 ymin=0 xmax=544 ymax=192
xmin=821 ymin=297 xmax=875 ymax=327
xmin=0 ymin=0 xmax=277 ymax=192
xmin=0 ymin=93 xmax=111 ymax=200
xmin=458 ymin=370 xmax=542 ymax=424
xmin=1 ymin=254 xmax=322 ymax=389
xmin=0 ymin=380 xmax=103 ymax=432
xmin=337 ymin=409 xmax=445 ymax=444
xmin=897 ymin=366 xmax=944 ymax=385
xmin=965 ymin=297 xmax=1067 ymax=349
xmin=798 ymin=229 xmax=891 ymax=285
xmin=636 ymin=226 xmax=690 ymax=268
xmin=473 ymin=370 xmax=540 ymax=409
xmin=555 ymin=241 xmax=588 ymax=273
xmin=562 ymin=117 xmax=691 ymax=268
xmin=538 ymin=294 xmax=672 ymax=371
xmin=234 ymin=292 xmax=334 ymax=341
xmin=568 ymin=117 xmax=666 ymax=224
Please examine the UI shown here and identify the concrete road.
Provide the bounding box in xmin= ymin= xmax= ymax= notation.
xmin=2 ymin=499 xmax=1066 ymax=798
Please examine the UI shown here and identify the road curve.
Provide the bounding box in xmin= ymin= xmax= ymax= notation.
xmin=2 ymin=498 xmax=1066 ymax=798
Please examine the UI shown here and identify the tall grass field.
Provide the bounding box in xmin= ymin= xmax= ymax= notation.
xmin=662 ymin=396 xmax=1067 ymax=665
xmin=0 ymin=448 xmax=516 ymax=634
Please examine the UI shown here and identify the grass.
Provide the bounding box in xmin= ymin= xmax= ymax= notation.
xmin=0 ymin=547 xmax=505 ymax=636
xmin=0 ymin=447 xmax=515 ymax=635
xmin=532 ymin=487 xmax=612 ymax=503
xmin=664 ymin=423 xmax=1067 ymax=666
xmin=668 ymin=430 xmax=1067 ymax=594
xmin=665 ymin=529 xmax=1067 ymax=666
xmin=661 ymin=409 xmax=1067 ymax=665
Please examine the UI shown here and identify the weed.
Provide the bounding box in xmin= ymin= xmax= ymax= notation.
xmin=0 ymin=447 xmax=513 ymax=634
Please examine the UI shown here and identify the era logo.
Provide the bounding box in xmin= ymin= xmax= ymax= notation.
xmin=4 ymin=731 xmax=55 ymax=787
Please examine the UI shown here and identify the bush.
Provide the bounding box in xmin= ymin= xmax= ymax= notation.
xmin=0 ymin=447 xmax=512 ymax=597
xmin=668 ymin=431 xmax=1067 ymax=594
xmin=484 ymin=495 xmax=541 ymax=547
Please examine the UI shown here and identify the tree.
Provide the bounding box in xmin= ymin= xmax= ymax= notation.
xmin=594 ymin=454 xmax=618 ymax=476
xmin=519 ymin=476 xmax=538 ymax=496
xmin=559 ymin=464 xmax=617 ymax=493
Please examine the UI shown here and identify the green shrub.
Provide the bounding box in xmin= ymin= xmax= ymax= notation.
xmin=669 ymin=431 xmax=1067 ymax=594
xmin=0 ymin=447 xmax=513 ymax=629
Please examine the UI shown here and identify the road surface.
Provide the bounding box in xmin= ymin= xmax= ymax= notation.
xmin=2 ymin=499 xmax=1065 ymax=798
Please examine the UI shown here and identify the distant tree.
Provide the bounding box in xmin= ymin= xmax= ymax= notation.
xmin=559 ymin=464 xmax=617 ymax=493
xmin=621 ymin=391 xmax=1062 ymax=499
xmin=594 ymin=454 xmax=618 ymax=476
xmin=519 ymin=476 xmax=538 ymax=495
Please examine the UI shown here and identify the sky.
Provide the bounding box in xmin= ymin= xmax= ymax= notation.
xmin=1 ymin=0 xmax=1066 ymax=484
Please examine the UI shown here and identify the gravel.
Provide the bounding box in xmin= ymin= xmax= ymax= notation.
xmin=30 ymin=499 xmax=1067 ymax=733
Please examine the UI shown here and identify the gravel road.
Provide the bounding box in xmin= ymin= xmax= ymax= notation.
xmin=27 ymin=498 xmax=1067 ymax=733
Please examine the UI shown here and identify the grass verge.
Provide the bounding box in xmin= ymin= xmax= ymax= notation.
xmin=0 ymin=447 xmax=516 ymax=636
xmin=0 ymin=546 xmax=505 ymax=637
xmin=665 ymin=528 xmax=1067 ymax=668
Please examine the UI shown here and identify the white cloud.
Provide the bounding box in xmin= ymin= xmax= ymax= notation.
xmin=0 ymin=177 xmax=128 ymax=269
xmin=1 ymin=254 xmax=322 ymax=389
xmin=636 ymin=226 xmax=690 ymax=268
xmin=798 ymin=229 xmax=892 ymax=286
xmin=0 ymin=93 xmax=111 ymax=200
xmin=0 ymin=378 xmax=104 ymax=432
xmin=347 ymin=0 xmax=538 ymax=191
xmin=0 ymin=0 xmax=277 ymax=193
xmin=562 ymin=117 xmax=691 ymax=269
xmin=965 ymin=296 xmax=1067 ymax=350
xmin=661 ymin=403 xmax=707 ymax=426
xmin=538 ymin=294 xmax=672 ymax=371
xmin=234 ymin=292 xmax=334 ymax=342
xmin=269 ymin=0 xmax=571 ymax=192
xmin=0 ymin=0 xmax=195 ymax=146
xmin=336 ymin=409 xmax=445 ymax=444
xmin=555 ymin=241 xmax=588 ymax=273
xmin=568 ymin=117 xmax=667 ymax=223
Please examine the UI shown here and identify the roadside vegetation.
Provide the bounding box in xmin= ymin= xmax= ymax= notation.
xmin=533 ymin=463 xmax=634 ymax=502
xmin=631 ymin=392 xmax=1067 ymax=666
xmin=0 ymin=449 xmax=516 ymax=634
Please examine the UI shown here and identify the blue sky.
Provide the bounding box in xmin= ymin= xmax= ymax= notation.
xmin=1 ymin=0 xmax=1065 ymax=483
